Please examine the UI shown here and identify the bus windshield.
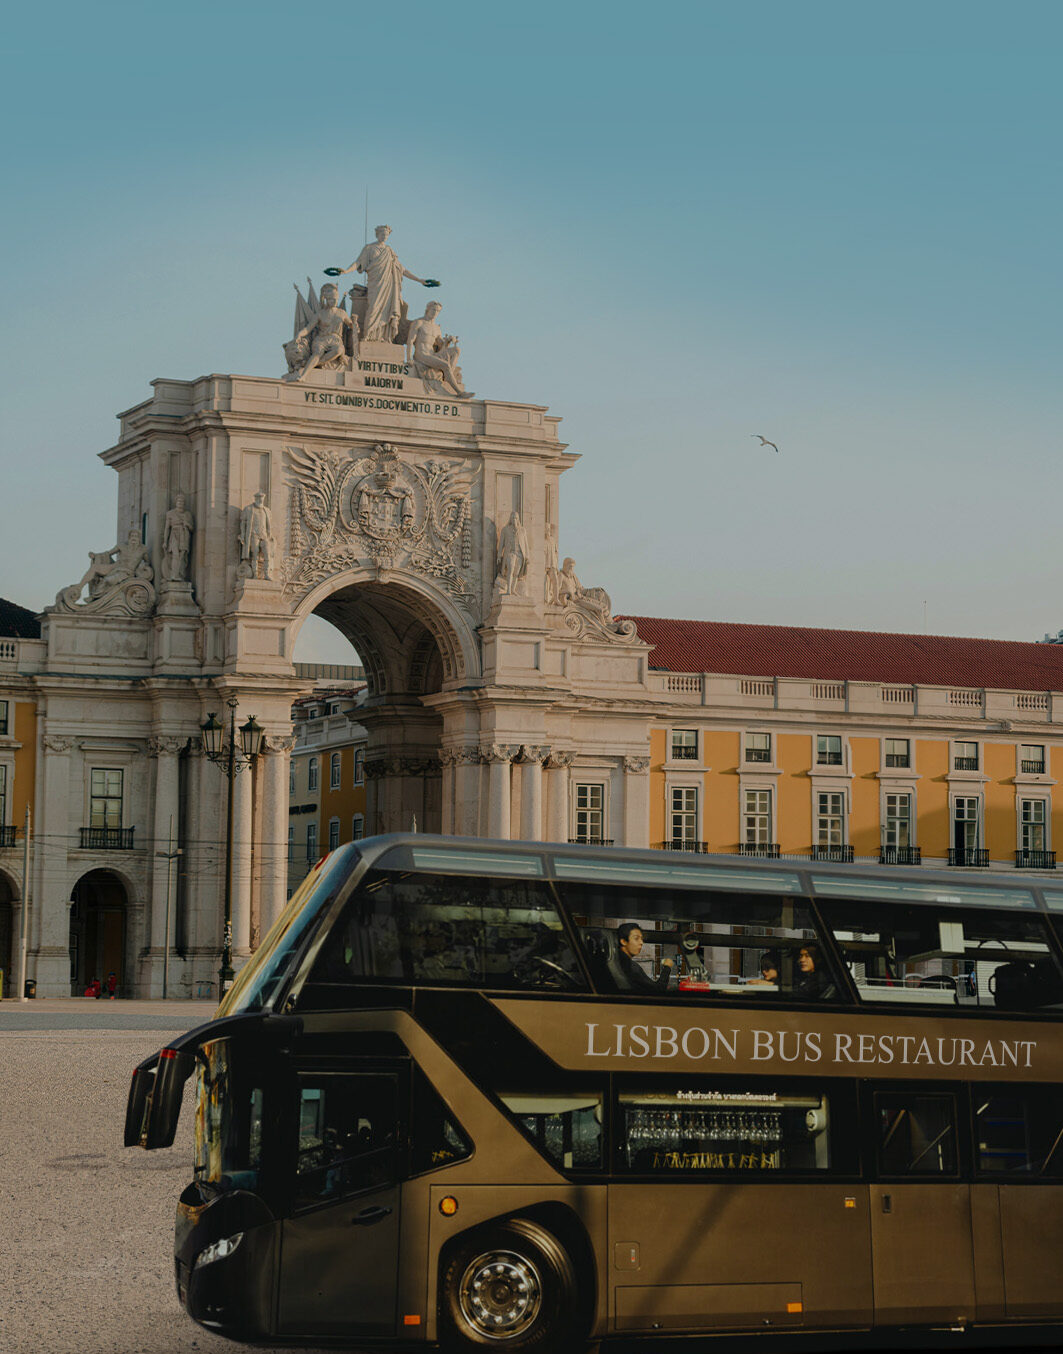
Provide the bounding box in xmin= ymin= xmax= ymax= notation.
xmin=218 ymin=845 xmax=360 ymax=1016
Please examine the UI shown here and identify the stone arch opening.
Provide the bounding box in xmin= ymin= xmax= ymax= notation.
xmin=69 ymin=869 xmax=129 ymax=996
xmin=0 ymin=869 xmax=19 ymax=997
xmin=292 ymin=571 xmax=480 ymax=836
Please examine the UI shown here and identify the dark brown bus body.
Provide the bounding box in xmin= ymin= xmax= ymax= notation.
xmin=128 ymin=836 xmax=1063 ymax=1349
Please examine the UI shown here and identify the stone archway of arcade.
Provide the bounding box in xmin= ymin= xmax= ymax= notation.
xmin=0 ymin=869 xmax=19 ymax=998
xmin=68 ymin=869 xmax=129 ymax=997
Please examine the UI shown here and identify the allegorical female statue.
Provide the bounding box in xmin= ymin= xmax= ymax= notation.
xmin=337 ymin=225 xmax=431 ymax=343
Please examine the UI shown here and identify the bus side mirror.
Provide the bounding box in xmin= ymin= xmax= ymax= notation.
xmin=124 ymin=1052 xmax=160 ymax=1147
xmin=143 ymin=1048 xmax=196 ymax=1149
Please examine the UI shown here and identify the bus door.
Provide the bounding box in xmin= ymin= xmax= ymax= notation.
xmin=277 ymin=1068 xmax=403 ymax=1339
xmin=868 ymin=1087 xmax=975 ymax=1325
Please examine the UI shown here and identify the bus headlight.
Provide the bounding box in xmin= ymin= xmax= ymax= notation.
xmin=194 ymin=1232 xmax=244 ymax=1268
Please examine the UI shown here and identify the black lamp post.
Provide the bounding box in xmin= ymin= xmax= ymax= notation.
xmin=201 ymin=696 xmax=264 ymax=994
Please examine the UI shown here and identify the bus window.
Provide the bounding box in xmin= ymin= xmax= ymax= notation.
xmin=974 ymin=1086 xmax=1063 ymax=1177
xmin=617 ymin=1086 xmax=834 ymax=1174
xmin=193 ymin=1040 xmax=263 ymax=1192
xmin=294 ymin=1073 xmax=398 ymax=1210
xmin=409 ymin=1068 xmax=473 ymax=1175
xmin=305 ymin=871 xmax=586 ymax=992
xmin=876 ymin=1093 xmax=957 ymax=1176
xmin=498 ymin=1092 xmax=602 ymax=1170
xmin=822 ymin=898 xmax=1063 ymax=1012
xmin=561 ymin=883 xmax=838 ymax=1000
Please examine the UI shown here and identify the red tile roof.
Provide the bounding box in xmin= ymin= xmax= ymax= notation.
xmin=617 ymin=616 xmax=1063 ymax=692
xmin=0 ymin=597 xmax=40 ymax=639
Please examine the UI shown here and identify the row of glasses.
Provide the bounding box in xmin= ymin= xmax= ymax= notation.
xmin=626 ymin=1108 xmax=784 ymax=1152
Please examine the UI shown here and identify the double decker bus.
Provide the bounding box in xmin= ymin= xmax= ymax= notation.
xmin=127 ymin=834 xmax=1063 ymax=1350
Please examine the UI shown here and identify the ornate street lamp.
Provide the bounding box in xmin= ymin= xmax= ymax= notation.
xmin=200 ymin=697 xmax=265 ymax=994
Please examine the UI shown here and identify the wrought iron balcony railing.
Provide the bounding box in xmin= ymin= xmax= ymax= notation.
xmin=1021 ymin=760 xmax=1046 ymax=775
xmin=656 ymin=840 xmax=710 ymax=853
xmin=79 ymin=827 xmax=135 ymax=850
xmin=1016 ymin=849 xmax=1056 ymax=869
xmin=0 ymin=825 xmax=16 ymax=848
xmin=738 ymin=842 xmax=781 ymax=858
xmin=568 ymin=838 xmax=615 ymax=846
xmin=879 ymin=845 xmax=922 ymax=865
xmin=948 ymin=847 xmax=989 ymax=867
xmin=670 ymin=745 xmax=698 ymax=760
xmin=810 ymin=845 xmax=855 ymax=863
xmin=953 ymin=757 xmax=979 ymax=772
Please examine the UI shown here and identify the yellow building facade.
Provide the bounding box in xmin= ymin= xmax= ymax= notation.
xmin=1 ymin=602 xmax=41 ymax=992
xmin=288 ymin=686 xmax=368 ymax=896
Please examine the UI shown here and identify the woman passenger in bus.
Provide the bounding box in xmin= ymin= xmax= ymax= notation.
xmin=792 ymin=943 xmax=834 ymax=1001
xmin=746 ymin=950 xmax=780 ymax=987
xmin=616 ymin=923 xmax=674 ymax=992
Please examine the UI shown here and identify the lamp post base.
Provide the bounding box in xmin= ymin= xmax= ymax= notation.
xmin=219 ymin=961 xmax=235 ymax=994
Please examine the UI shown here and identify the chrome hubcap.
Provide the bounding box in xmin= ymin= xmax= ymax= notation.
xmin=458 ymin=1249 xmax=542 ymax=1338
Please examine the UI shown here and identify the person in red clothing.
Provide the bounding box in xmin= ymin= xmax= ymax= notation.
xmin=84 ymin=977 xmax=101 ymax=998
xmin=106 ymin=971 xmax=118 ymax=1000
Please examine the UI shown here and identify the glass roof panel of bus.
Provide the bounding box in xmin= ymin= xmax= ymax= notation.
xmin=400 ymin=845 xmax=544 ymax=877
xmin=810 ymin=874 xmax=1037 ymax=910
xmin=551 ymin=856 xmax=801 ymax=893
xmin=1037 ymin=889 xmax=1063 ymax=912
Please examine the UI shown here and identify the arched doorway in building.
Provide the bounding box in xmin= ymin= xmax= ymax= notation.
xmin=0 ymin=870 xmax=18 ymax=998
xmin=294 ymin=571 xmax=480 ymax=838
xmin=69 ymin=870 xmax=129 ymax=996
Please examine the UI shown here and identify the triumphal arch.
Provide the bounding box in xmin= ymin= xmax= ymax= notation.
xmin=29 ymin=228 xmax=665 ymax=997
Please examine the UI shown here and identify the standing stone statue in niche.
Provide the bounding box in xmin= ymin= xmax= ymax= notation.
xmin=336 ymin=225 xmax=434 ymax=343
xmin=239 ymin=492 xmax=275 ymax=581
xmin=496 ymin=511 xmax=530 ymax=596
xmin=283 ymin=282 xmax=357 ymax=381
xmin=162 ymin=493 xmax=194 ymax=582
xmin=407 ymin=302 xmax=473 ymax=399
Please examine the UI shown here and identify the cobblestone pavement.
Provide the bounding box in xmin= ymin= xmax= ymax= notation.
xmin=0 ymin=1003 xmax=337 ymax=1354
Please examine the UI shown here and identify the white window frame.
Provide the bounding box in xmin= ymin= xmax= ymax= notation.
xmin=952 ymin=740 xmax=979 ymax=773
xmin=669 ymin=728 xmax=698 ymax=763
xmin=744 ymin=731 xmax=772 ymax=766
xmin=742 ymin=787 xmax=773 ymax=848
xmin=89 ymin=767 xmax=124 ymax=830
xmin=1019 ymin=744 xmax=1047 ymax=776
xmin=306 ymin=821 xmax=318 ymax=861
xmin=308 ymin=756 xmax=319 ymax=792
xmin=353 ymin=748 xmax=365 ymax=786
xmin=288 ymin=824 xmax=294 ymax=861
xmin=328 ymin=816 xmax=340 ymax=851
xmin=0 ymin=700 xmax=8 ymax=737
xmin=815 ymin=790 xmax=847 ymax=848
xmin=330 ymin=752 xmax=341 ymax=790
xmin=0 ymin=763 xmax=7 ymax=827
xmin=952 ymin=795 xmax=981 ymax=852
xmin=669 ymin=785 xmax=699 ymax=845
xmin=289 ymin=761 xmax=296 ymax=795
xmin=352 ymin=814 xmax=364 ymax=841
xmin=884 ymin=737 xmax=911 ymax=770
xmin=883 ymin=791 xmax=913 ymax=850
xmin=816 ymin=734 xmax=844 ymax=768
xmin=572 ymin=782 xmax=607 ymax=843
xmin=1019 ymin=797 xmax=1049 ymax=854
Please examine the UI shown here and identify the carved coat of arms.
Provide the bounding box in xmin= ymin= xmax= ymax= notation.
xmin=284 ymin=442 xmax=478 ymax=606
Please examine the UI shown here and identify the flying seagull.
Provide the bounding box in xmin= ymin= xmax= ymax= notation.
xmin=752 ymin=435 xmax=780 ymax=453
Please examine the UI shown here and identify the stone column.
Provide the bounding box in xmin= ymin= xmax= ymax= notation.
xmin=482 ymin=744 xmax=517 ymax=840
xmin=622 ymin=756 xmax=651 ymax=849
xmin=37 ymin=735 xmax=75 ymax=993
xmin=545 ymin=750 xmax=574 ymax=842
xmin=231 ymin=762 xmax=254 ymax=960
xmin=149 ymin=738 xmax=184 ymax=956
xmin=440 ymin=749 xmax=458 ymax=835
xmin=261 ymin=737 xmax=295 ymax=937
xmin=454 ymin=748 xmax=482 ymax=836
xmin=517 ymin=746 xmax=549 ymax=842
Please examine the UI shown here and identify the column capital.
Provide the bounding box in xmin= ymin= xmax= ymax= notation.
xmin=517 ymin=744 xmax=550 ymax=765
xmin=263 ymin=734 xmax=297 ymax=753
xmin=41 ymin=735 xmax=74 ymax=753
xmin=149 ymin=735 xmax=188 ymax=758
xmin=480 ymin=743 xmax=519 ymax=764
xmin=545 ymin=749 xmax=575 ymax=770
xmin=622 ymin=755 xmax=650 ymax=774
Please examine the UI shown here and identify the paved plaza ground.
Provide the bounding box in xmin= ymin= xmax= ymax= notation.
xmin=0 ymin=999 xmax=335 ymax=1354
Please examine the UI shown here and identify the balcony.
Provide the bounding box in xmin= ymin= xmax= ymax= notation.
xmin=745 ymin=750 xmax=772 ymax=764
xmin=948 ymin=847 xmax=989 ymax=867
xmin=1016 ymin=849 xmax=1056 ymax=870
xmin=953 ymin=758 xmax=979 ymax=772
xmin=810 ymin=845 xmax=855 ymax=863
xmin=738 ymin=842 xmax=781 ymax=858
xmin=1021 ymin=760 xmax=1046 ymax=775
xmin=0 ymin=825 xmax=16 ymax=848
xmin=568 ymin=838 xmax=615 ymax=846
xmin=880 ymin=845 xmax=922 ymax=865
xmin=670 ymin=745 xmax=698 ymax=761
xmin=79 ymin=827 xmax=136 ymax=850
xmin=656 ymin=840 xmax=710 ymax=853
xmin=879 ymin=845 xmax=922 ymax=865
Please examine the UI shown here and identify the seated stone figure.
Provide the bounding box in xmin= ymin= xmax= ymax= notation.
xmin=284 ymin=283 xmax=356 ymax=381
xmin=406 ymin=301 xmax=472 ymax=399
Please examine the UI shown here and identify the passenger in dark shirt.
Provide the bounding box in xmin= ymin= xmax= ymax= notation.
xmin=616 ymin=922 xmax=673 ymax=992
xmin=793 ymin=943 xmax=833 ymax=1001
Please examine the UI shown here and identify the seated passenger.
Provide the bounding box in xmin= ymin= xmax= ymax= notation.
xmin=616 ymin=922 xmax=673 ymax=993
xmin=793 ymin=943 xmax=833 ymax=1001
xmin=746 ymin=950 xmax=780 ymax=986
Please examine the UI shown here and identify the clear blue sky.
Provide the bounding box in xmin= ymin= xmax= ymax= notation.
xmin=3 ymin=1 xmax=1061 ymax=664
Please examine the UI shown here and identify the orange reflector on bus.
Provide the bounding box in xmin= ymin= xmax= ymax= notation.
xmin=439 ymin=1196 xmax=459 ymax=1216
xmin=844 ymin=1197 xmax=856 ymax=1209
xmin=403 ymin=1315 xmax=422 ymax=1326
xmin=787 ymin=1302 xmax=803 ymax=1314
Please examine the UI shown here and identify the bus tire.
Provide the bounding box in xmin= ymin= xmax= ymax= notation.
xmin=440 ymin=1218 xmax=582 ymax=1352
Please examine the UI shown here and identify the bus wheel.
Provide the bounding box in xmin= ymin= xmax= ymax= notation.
xmin=441 ymin=1219 xmax=581 ymax=1351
